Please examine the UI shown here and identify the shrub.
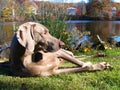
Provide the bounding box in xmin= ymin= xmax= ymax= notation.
xmin=40 ymin=20 xmax=73 ymax=51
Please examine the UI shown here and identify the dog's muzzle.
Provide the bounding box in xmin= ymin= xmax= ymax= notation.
xmin=59 ymin=40 xmax=65 ymax=48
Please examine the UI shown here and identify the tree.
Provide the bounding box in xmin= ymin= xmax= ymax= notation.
xmin=1 ymin=0 xmax=20 ymax=20
xmin=0 ymin=0 xmax=8 ymax=18
xmin=101 ymin=0 xmax=112 ymax=19
xmin=86 ymin=0 xmax=104 ymax=17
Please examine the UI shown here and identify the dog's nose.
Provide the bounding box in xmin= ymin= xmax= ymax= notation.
xmin=59 ymin=40 xmax=65 ymax=48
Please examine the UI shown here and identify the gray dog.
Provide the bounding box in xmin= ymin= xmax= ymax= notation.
xmin=9 ymin=22 xmax=111 ymax=76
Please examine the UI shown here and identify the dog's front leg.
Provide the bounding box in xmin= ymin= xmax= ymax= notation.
xmin=55 ymin=49 xmax=111 ymax=68
xmin=55 ymin=49 xmax=85 ymax=66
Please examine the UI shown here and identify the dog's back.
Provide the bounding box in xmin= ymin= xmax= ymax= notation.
xmin=10 ymin=35 xmax=26 ymax=76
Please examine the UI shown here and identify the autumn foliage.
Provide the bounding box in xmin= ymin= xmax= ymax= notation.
xmin=0 ymin=0 xmax=120 ymax=21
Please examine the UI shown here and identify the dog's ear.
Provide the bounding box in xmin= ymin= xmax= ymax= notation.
xmin=16 ymin=24 xmax=36 ymax=52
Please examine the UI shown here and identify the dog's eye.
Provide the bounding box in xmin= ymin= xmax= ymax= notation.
xmin=44 ymin=30 xmax=47 ymax=34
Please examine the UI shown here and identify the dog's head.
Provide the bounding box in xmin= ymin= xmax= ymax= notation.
xmin=16 ymin=22 xmax=64 ymax=52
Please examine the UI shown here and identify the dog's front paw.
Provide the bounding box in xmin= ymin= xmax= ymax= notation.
xmin=99 ymin=62 xmax=112 ymax=70
xmin=93 ymin=62 xmax=112 ymax=70
xmin=82 ymin=62 xmax=112 ymax=71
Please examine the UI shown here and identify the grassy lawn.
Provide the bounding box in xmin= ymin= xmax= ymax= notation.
xmin=0 ymin=48 xmax=120 ymax=90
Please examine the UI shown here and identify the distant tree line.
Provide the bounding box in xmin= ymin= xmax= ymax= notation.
xmin=0 ymin=0 xmax=120 ymax=21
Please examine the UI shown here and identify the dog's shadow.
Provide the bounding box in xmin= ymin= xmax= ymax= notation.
xmin=0 ymin=61 xmax=13 ymax=76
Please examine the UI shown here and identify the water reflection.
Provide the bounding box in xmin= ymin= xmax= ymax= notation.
xmin=0 ymin=22 xmax=21 ymax=45
xmin=0 ymin=21 xmax=120 ymax=45
xmin=0 ymin=21 xmax=120 ymax=58
xmin=67 ymin=21 xmax=120 ymax=41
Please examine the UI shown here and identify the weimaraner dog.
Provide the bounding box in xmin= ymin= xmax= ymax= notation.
xmin=9 ymin=22 xmax=111 ymax=77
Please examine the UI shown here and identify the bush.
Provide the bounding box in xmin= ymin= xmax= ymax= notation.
xmin=40 ymin=21 xmax=92 ymax=53
xmin=40 ymin=20 xmax=73 ymax=51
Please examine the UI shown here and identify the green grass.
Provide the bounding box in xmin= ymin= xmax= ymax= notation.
xmin=0 ymin=48 xmax=120 ymax=90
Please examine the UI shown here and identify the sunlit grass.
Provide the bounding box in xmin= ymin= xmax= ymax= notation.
xmin=0 ymin=48 xmax=120 ymax=90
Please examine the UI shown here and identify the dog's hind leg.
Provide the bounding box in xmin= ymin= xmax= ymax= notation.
xmin=53 ymin=62 xmax=111 ymax=75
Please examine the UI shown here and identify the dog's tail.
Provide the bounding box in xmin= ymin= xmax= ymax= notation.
xmin=0 ymin=61 xmax=13 ymax=76
xmin=0 ymin=61 xmax=10 ymax=68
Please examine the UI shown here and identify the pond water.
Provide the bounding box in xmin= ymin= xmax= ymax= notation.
xmin=0 ymin=20 xmax=120 ymax=58
xmin=66 ymin=20 xmax=120 ymax=42
xmin=0 ymin=22 xmax=21 ymax=45
xmin=0 ymin=20 xmax=120 ymax=45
